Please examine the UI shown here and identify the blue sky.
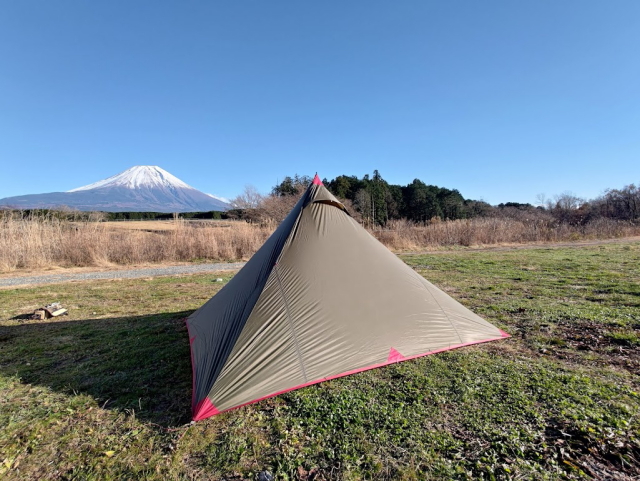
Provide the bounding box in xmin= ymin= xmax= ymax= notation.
xmin=1 ymin=1 xmax=638 ymax=204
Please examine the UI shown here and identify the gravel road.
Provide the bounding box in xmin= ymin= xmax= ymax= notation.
xmin=0 ymin=262 xmax=247 ymax=288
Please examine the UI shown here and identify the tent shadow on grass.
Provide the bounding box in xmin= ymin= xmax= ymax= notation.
xmin=0 ymin=311 xmax=194 ymax=427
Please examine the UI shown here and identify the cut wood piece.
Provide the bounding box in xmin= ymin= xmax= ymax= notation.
xmin=43 ymin=307 xmax=67 ymax=317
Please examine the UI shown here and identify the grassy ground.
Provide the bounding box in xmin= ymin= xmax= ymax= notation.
xmin=1 ymin=243 xmax=638 ymax=480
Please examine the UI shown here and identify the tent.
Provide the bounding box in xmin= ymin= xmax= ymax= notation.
xmin=186 ymin=175 xmax=508 ymax=421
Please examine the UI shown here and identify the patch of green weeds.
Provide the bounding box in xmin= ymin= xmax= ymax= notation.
xmin=606 ymin=331 xmax=640 ymax=347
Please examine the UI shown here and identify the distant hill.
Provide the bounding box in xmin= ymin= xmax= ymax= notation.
xmin=0 ymin=166 xmax=231 ymax=212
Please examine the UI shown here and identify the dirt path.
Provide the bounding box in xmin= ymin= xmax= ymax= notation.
xmin=2 ymin=236 xmax=638 ymax=289
xmin=0 ymin=262 xmax=246 ymax=289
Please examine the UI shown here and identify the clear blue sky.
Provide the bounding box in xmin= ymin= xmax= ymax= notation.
xmin=1 ymin=1 xmax=638 ymax=204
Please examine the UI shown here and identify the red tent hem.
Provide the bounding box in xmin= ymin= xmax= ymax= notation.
xmin=192 ymin=329 xmax=510 ymax=421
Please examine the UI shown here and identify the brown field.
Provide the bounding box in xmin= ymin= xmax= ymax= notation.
xmin=0 ymin=214 xmax=274 ymax=273
xmin=1 ymin=212 xmax=639 ymax=273
xmin=100 ymin=219 xmax=243 ymax=231
xmin=372 ymin=217 xmax=640 ymax=250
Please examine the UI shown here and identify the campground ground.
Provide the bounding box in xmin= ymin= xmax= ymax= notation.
xmin=0 ymin=241 xmax=638 ymax=480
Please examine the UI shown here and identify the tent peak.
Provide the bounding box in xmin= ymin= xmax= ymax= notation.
xmin=312 ymin=174 xmax=323 ymax=186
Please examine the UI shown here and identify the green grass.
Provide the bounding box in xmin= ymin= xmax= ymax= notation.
xmin=1 ymin=243 xmax=639 ymax=480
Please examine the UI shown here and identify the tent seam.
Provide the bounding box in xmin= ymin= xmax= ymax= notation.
xmin=423 ymin=281 xmax=464 ymax=345
xmin=274 ymin=264 xmax=308 ymax=382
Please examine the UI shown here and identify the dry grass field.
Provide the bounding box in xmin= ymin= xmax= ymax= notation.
xmin=373 ymin=217 xmax=640 ymax=251
xmin=101 ymin=220 xmax=243 ymax=231
xmin=0 ymin=214 xmax=274 ymax=273
xmin=1 ymin=211 xmax=639 ymax=273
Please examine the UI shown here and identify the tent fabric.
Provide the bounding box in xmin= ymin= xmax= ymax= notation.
xmin=186 ymin=175 xmax=508 ymax=421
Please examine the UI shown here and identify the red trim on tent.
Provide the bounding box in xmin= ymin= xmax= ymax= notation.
xmin=185 ymin=319 xmax=222 ymax=420
xmin=193 ymin=331 xmax=510 ymax=421
xmin=312 ymin=174 xmax=323 ymax=186
xmin=387 ymin=347 xmax=405 ymax=362
xmin=193 ymin=397 xmax=220 ymax=420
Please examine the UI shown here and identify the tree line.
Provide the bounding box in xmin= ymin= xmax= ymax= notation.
xmin=263 ymin=171 xmax=475 ymax=226
xmin=235 ymin=171 xmax=640 ymax=227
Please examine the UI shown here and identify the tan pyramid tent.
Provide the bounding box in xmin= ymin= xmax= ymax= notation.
xmin=186 ymin=175 xmax=508 ymax=421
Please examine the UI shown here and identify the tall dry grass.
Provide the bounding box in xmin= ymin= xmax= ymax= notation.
xmin=374 ymin=217 xmax=640 ymax=251
xmin=1 ymin=211 xmax=639 ymax=272
xmin=0 ymin=212 xmax=274 ymax=272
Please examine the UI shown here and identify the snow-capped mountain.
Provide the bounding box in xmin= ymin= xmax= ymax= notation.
xmin=0 ymin=166 xmax=231 ymax=212
xmin=68 ymin=165 xmax=193 ymax=192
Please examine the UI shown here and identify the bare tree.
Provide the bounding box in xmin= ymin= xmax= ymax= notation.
xmin=553 ymin=192 xmax=584 ymax=211
xmin=599 ymin=184 xmax=640 ymax=221
xmin=258 ymin=184 xmax=306 ymax=224
xmin=549 ymin=192 xmax=587 ymax=224
xmin=231 ymin=185 xmax=264 ymax=210
xmin=87 ymin=211 xmax=106 ymax=223
xmin=353 ymin=189 xmax=373 ymax=227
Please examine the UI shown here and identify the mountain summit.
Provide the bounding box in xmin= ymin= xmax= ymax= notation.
xmin=0 ymin=166 xmax=230 ymax=212
xmin=68 ymin=165 xmax=193 ymax=192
